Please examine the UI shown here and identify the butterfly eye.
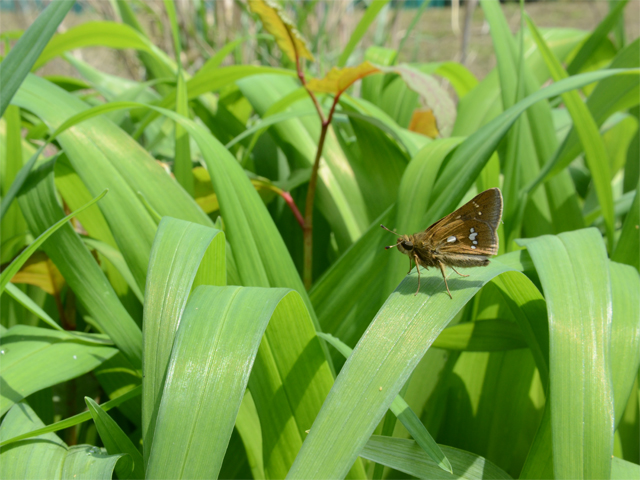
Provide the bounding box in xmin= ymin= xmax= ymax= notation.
xmin=402 ymin=240 xmax=413 ymax=250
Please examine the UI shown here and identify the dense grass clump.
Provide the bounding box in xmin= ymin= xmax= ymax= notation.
xmin=0 ymin=1 xmax=638 ymax=479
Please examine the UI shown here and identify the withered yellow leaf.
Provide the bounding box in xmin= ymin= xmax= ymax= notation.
xmin=11 ymin=251 xmax=65 ymax=296
xmin=307 ymin=61 xmax=380 ymax=95
xmin=249 ymin=0 xmax=314 ymax=62
xmin=408 ymin=108 xmax=440 ymax=139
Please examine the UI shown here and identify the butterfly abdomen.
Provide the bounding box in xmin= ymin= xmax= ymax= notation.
xmin=439 ymin=253 xmax=489 ymax=268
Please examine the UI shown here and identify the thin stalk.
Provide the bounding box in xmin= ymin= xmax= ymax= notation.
xmin=302 ymin=93 xmax=341 ymax=290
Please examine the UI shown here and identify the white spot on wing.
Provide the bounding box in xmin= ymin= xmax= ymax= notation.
xmin=478 ymin=212 xmax=482 ymax=215
xmin=473 ymin=240 xmax=478 ymax=245
xmin=470 ymin=228 xmax=475 ymax=233
xmin=471 ymin=245 xmax=476 ymax=249
xmin=447 ymin=236 xmax=456 ymax=243
xmin=469 ymin=232 xmax=478 ymax=241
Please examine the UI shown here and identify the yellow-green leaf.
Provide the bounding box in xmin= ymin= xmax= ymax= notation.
xmin=248 ymin=0 xmax=313 ymax=62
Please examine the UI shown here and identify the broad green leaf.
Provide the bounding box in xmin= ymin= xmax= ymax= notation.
xmin=0 ymin=403 xmax=123 ymax=480
xmin=0 ymin=183 xmax=107 ymax=294
xmin=86 ymin=397 xmax=144 ymax=480
xmin=0 ymin=0 xmax=73 ymax=117
xmin=142 ymin=217 xmax=225 ymax=462
xmin=519 ymin=228 xmax=614 ymax=479
xmin=611 ymin=456 xmax=640 ymax=479
xmin=0 ymin=325 xmax=117 ymax=416
xmin=18 ymin=159 xmax=143 ymax=369
xmin=432 ymin=319 xmax=527 ymax=351
xmin=287 ymin=257 xmax=520 ymax=479
xmin=361 ymin=436 xmax=511 ymax=480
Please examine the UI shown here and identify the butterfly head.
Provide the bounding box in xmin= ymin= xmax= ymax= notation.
xmin=397 ymin=235 xmax=414 ymax=254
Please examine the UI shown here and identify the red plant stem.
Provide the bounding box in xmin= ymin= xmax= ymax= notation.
xmin=280 ymin=190 xmax=305 ymax=229
xmin=302 ymin=93 xmax=341 ymax=290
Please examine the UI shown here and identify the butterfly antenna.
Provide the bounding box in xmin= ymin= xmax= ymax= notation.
xmin=380 ymin=224 xmax=402 ymax=237
xmin=385 ymin=244 xmax=397 ymax=250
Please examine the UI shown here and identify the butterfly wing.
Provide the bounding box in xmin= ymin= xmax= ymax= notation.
xmin=424 ymin=188 xmax=503 ymax=256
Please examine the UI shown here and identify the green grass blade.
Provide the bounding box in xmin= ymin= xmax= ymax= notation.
xmin=0 ymin=0 xmax=73 ymax=117
xmin=318 ymin=332 xmax=453 ymax=474
xmin=337 ymin=0 xmax=390 ymax=67
xmin=12 ymin=75 xmax=213 ymax=290
xmin=86 ymin=397 xmax=144 ymax=480
xmin=287 ymin=257 xmax=518 ymax=479
xmin=426 ymin=68 xmax=638 ymax=227
xmin=566 ymin=0 xmax=629 ymax=75
xmin=173 ymin=72 xmax=194 ymax=196
xmin=525 ymin=15 xmax=615 ymax=250
xmin=609 ymin=261 xmax=640 ymax=427
xmin=34 ymin=21 xmax=173 ymax=71
xmin=4 ymin=282 xmax=63 ymax=332
xmin=0 ymin=386 xmax=141 ymax=448
xmin=0 ymin=184 xmax=107 ymax=294
xmin=17 ymin=159 xmax=143 ymax=369
xmin=1 ymin=105 xmax=28 ymax=253
xmin=0 ymin=403 xmax=123 ymax=480
xmin=532 ymin=39 xmax=639 ymax=189
xmin=361 ymin=436 xmax=512 ymax=480
xmin=0 ymin=325 xmax=118 ymax=416
xmin=519 ymin=228 xmax=614 ymax=479
xmin=146 ymin=286 xmax=304 ymax=479
xmin=612 ymin=187 xmax=639 ymax=269
xmin=82 ymin=237 xmax=144 ymax=303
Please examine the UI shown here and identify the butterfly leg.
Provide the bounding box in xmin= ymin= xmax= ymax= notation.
xmin=413 ymin=254 xmax=421 ymax=296
xmin=450 ymin=266 xmax=469 ymax=278
xmin=437 ymin=261 xmax=453 ymax=299
xmin=407 ymin=256 xmax=413 ymax=275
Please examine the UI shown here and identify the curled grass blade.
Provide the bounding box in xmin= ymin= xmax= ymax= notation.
xmin=519 ymin=228 xmax=614 ymax=479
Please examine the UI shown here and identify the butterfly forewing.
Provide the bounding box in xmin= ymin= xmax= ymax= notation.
xmin=425 ymin=188 xmax=502 ymax=256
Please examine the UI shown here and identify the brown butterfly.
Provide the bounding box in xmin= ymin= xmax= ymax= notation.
xmin=382 ymin=188 xmax=503 ymax=298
